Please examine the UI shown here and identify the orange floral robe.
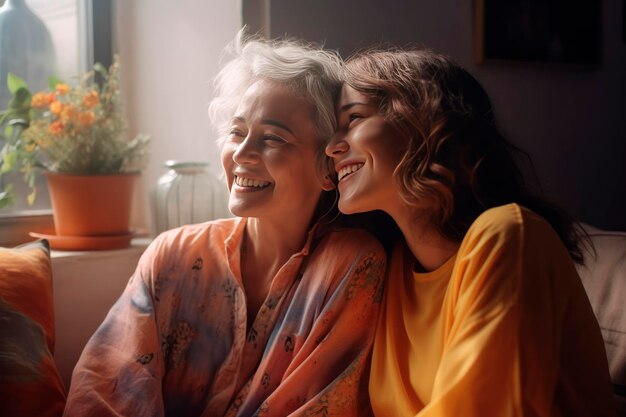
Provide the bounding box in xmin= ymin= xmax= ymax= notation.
xmin=63 ymin=217 xmax=386 ymax=417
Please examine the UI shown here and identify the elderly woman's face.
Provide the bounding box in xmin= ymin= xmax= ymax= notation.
xmin=221 ymin=80 xmax=324 ymax=222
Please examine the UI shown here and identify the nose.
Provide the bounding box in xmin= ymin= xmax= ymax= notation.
xmin=232 ymin=136 xmax=260 ymax=165
xmin=325 ymin=133 xmax=349 ymax=158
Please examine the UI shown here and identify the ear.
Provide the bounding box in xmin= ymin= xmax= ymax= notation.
xmin=316 ymin=152 xmax=337 ymax=191
xmin=320 ymin=174 xmax=335 ymax=191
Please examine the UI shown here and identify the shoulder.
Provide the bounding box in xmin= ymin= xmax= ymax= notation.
xmin=317 ymin=226 xmax=386 ymax=259
xmin=140 ymin=217 xmax=241 ymax=267
xmin=151 ymin=217 xmax=239 ymax=249
xmin=467 ymin=203 xmax=523 ymax=238
xmin=131 ymin=218 xmax=242 ymax=290
xmin=458 ymin=203 xmax=566 ymax=271
xmin=466 ymin=203 xmax=559 ymax=248
xmin=303 ymin=227 xmax=386 ymax=305
xmin=308 ymin=227 xmax=387 ymax=284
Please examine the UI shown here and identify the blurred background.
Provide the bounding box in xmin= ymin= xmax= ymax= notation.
xmin=260 ymin=0 xmax=626 ymax=232
xmin=2 ymin=0 xmax=625 ymax=237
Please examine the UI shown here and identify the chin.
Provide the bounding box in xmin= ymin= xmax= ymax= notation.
xmin=338 ymin=200 xmax=360 ymax=215
xmin=228 ymin=203 xmax=244 ymax=217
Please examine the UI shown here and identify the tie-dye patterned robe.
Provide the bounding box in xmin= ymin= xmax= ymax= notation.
xmin=63 ymin=217 xmax=386 ymax=417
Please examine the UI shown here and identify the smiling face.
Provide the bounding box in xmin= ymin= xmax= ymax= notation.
xmin=221 ymin=80 xmax=325 ymax=224
xmin=326 ymin=84 xmax=409 ymax=216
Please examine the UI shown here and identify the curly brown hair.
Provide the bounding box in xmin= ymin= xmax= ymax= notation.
xmin=344 ymin=49 xmax=586 ymax=262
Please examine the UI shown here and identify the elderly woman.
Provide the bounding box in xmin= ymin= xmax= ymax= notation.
xmin=63 ymin=33 xmax=386 ymax=417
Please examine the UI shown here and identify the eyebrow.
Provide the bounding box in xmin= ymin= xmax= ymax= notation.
xmin=231 ymin=116 xmax=295 ymax=135
xmin=262 ymin=119 xmax=294 ymax=135
xmin=338 ymin=102 xmax=368 ymax=113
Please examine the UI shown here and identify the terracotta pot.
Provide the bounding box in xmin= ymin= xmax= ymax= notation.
xmin=46 ymin=172 xmax=138 ymax=236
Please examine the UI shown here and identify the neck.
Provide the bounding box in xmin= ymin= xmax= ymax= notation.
xmin=239 ymin=216 xmax=312 ymax=331
xmin=243 ymin=216 xmax=311 ymax=277
xmin=388 ymin=205 xmax=460 ymax=272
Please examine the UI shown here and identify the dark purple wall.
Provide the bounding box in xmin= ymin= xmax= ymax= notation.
xmin=262 ymin=0 xmax=626 ymax=231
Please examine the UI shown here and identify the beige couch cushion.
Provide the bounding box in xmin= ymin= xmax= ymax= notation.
xmin=576 ymin=225 xmax=626 ymax=413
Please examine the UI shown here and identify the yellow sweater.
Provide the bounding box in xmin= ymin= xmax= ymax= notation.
xmin=370 ymin=204 xmax=616 ymax=416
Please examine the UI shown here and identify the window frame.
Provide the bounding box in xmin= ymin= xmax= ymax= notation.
xmin=0 ymin=0 xmax=112 ymax=246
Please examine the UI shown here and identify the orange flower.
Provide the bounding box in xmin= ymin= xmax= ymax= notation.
xmin=77 ymin=111 xmax=96 ymax=127
xmin=55 ymin=83 xmax=70 ymax=96
xmin=82 ymin=90 xmax=99 ymax=108
xmin=31 ymin=92 xmax=55 ymax=108
xmin=61 ymin=106 xmax=77 ymax=123
xmin=48 ymin=121 xmax=64 ymax=135
xmin=50 ymin=101 xmax=64 ymax=115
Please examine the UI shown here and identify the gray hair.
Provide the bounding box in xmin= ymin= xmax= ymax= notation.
xmin=208 ymin=30 xmax=343 ymax=145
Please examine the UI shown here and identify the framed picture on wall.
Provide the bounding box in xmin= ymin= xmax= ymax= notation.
xmin=474 ymin=0 xmax=601 ymax=66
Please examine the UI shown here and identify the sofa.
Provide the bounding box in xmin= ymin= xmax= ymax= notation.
xmin=0 ymin=224 xmax=624 ymax=416
xmin=576 ymin=225 xmax=626 ymax=414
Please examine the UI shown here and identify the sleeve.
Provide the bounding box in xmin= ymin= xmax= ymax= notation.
xmin=256 ymin=233 xmax=387 ymax=417
xmin=62 ymin=238 xmax=166 ymax=417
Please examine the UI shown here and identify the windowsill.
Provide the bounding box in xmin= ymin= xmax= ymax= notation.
xmin=51 ymin=237 xmax=151 ymax=388
xmin=0 ymin=210 xmax=54 ymax=247
xmin=50 ymin=237 xmax=152 ymax=259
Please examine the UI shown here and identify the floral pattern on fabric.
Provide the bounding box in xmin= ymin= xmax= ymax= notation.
xmin=63 ymin=218 xmax=386 ymax=417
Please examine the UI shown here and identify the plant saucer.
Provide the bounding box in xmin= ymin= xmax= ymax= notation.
xmin=29 ymin=230 xmax=137 ymax=251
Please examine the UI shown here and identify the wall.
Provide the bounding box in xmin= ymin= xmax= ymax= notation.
xmin=113 ymin=0 xmax=241 ymax=233
xmin=267 ymin=0 xmax=626 ymax=231
xmin=52 ymin=242 xmax=148 ymax=388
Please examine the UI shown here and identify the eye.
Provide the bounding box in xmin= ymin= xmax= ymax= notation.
xmin=263 ymin=134 xmax=287 ymax=144
xmin=228 ymin=128 xmax=245 ymax=142
xmin=347 ymin=113 xmax=363 ymax=127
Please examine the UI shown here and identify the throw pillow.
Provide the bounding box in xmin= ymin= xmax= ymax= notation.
xmin=0 ymin=239 xmax=66 ymax=417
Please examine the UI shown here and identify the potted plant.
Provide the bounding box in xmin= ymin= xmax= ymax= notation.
xmin=0 ymin=57 xmax=149 ymax=239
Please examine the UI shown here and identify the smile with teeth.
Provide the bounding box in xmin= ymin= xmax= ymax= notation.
xmin=337 ymin=163 xmax=364 ymax=182
xmin=234 ymin=175 xmax=271 ymax=188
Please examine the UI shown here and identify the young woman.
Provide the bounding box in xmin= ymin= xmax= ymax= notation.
xmin=63 ymin=34 xmax=386 ymax=417
xmin=326 ymin=49 xmax=616 ymax=416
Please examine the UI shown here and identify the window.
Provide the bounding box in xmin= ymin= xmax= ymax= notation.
xmin=0 ymin=0 xmax=111 ymax=245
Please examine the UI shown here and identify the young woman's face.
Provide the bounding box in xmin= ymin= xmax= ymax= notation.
xmin=221 ymin=80 xmax=324 ymax=223
xmin=326 ymin=84 xmax=409 ymax=215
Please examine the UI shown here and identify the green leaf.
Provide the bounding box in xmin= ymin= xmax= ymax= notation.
xmin=4 ymin=124 xmax=13 ymax=140
xmin=8 ymin=87 xmax=32 ymax=111
xmin=26 ymin=188 xmax=36 ymax=206
xmin=0 ymin=184 xmax=15 ymax=208
xmin=25 ymin=170 xmax=37 ymax=187
xmin=1 ymin=152 xmax=17 ymax=173
xmin=7 ymin=73 xmax=28 ymax=94
xmin=93 ymin=62 xmax=107 ymax=75
xmin=48 ymin=75 xmax=65 ymax=89
xmin=0 ymin=112 xmax=28 ymax=130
